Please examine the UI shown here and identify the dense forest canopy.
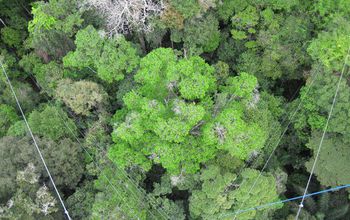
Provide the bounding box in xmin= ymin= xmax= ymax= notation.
xmin=0 ymin=0 xmax=350 ymax=219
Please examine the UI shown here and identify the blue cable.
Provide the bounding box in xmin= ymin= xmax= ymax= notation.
xmin=221 ymin=184 xmax=350 ymax=218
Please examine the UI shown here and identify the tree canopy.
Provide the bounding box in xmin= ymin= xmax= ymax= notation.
xmin=63 ymin=25 xmax=140 ymax=82
xmin=1 ymin=0 xmax=350 ymax=219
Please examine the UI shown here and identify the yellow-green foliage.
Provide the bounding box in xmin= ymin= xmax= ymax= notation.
xmin=55 ymin=79 xmax=107 ymax=115
xmin=109 ymin=48 xmax=275 ymax=174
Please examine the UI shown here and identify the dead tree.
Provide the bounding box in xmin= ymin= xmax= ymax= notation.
xmin=84 ymin=0 xmax=164 ymax=35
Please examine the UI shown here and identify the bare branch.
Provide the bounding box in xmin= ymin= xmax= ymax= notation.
xmin=84 ymin=0 xmax=164 ymax=35
xmin=0 ymin=18 xmax=7 ymax=27
xmin=214 ymin=122 xmax=226 ymax=144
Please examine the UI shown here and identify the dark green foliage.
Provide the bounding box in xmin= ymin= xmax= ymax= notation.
xmin=216 ymin=0 xmax=237 ymax=21
xmin=0 ymin=163 xmax=60 ymax=219
xmin=306 ymin=133 xmax=350 ymax=187
xmin=293 ymin=65 xmax=350 ymax=141
xmin=0 ymin=49 xmax=27 ymax=79
xmin=27 ymin=0 xmax=83 ymax=60
xmin=66 ymin=181 xmax=95 ymax=219
xmin=0 ymin=0 xmax=29 ymax=52
xmin=189 ymin=166 xmax=281 ymax=220
xmin=169 ymin=0 xmax=201 ymax=19
xmin=28 ymin=0 xmax=83 ymax=36
xmin=171 ymin=13 xmax=221 ymax=55
xmin=231 ymin=5 xmax=259 ymax=41
xmin=19 ymin=52 xmax=42 ymax=74
xmin=0 ymin=135 xmax=84 ymax=201
xmin=91 ymin=167 xmax=163 ymax=220
xmin=0 ymin=104 xmax=19 ymax=137
xmin=1 ymin=27 xmax=24 ymax=48
xmin=32 ymin=61 xmax=64 ymax=95
xmin=236 ymin=12 xmax=312 ymax=86
xmin=84 ymin=113 xmax=112 ymax=157
xmin=0 ymin=136 xmax=35 ymax=201
xmin=284 ymin=175 xmax=350 ymax=220
xmin=0 ymin=80 xmax=40 ymax=113
xmin=39 ymin=138 xmax=85 ymax=189
xmin=28 ymin=105 xmax=78 ymax=141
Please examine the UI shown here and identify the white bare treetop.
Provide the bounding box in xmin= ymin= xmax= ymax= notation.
xmin=84 ymin=0 xmax=164 ymax=35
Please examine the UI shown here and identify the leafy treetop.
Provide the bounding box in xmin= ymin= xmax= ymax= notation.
xmin=63 ymin=25 xmax=140 ymax=83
